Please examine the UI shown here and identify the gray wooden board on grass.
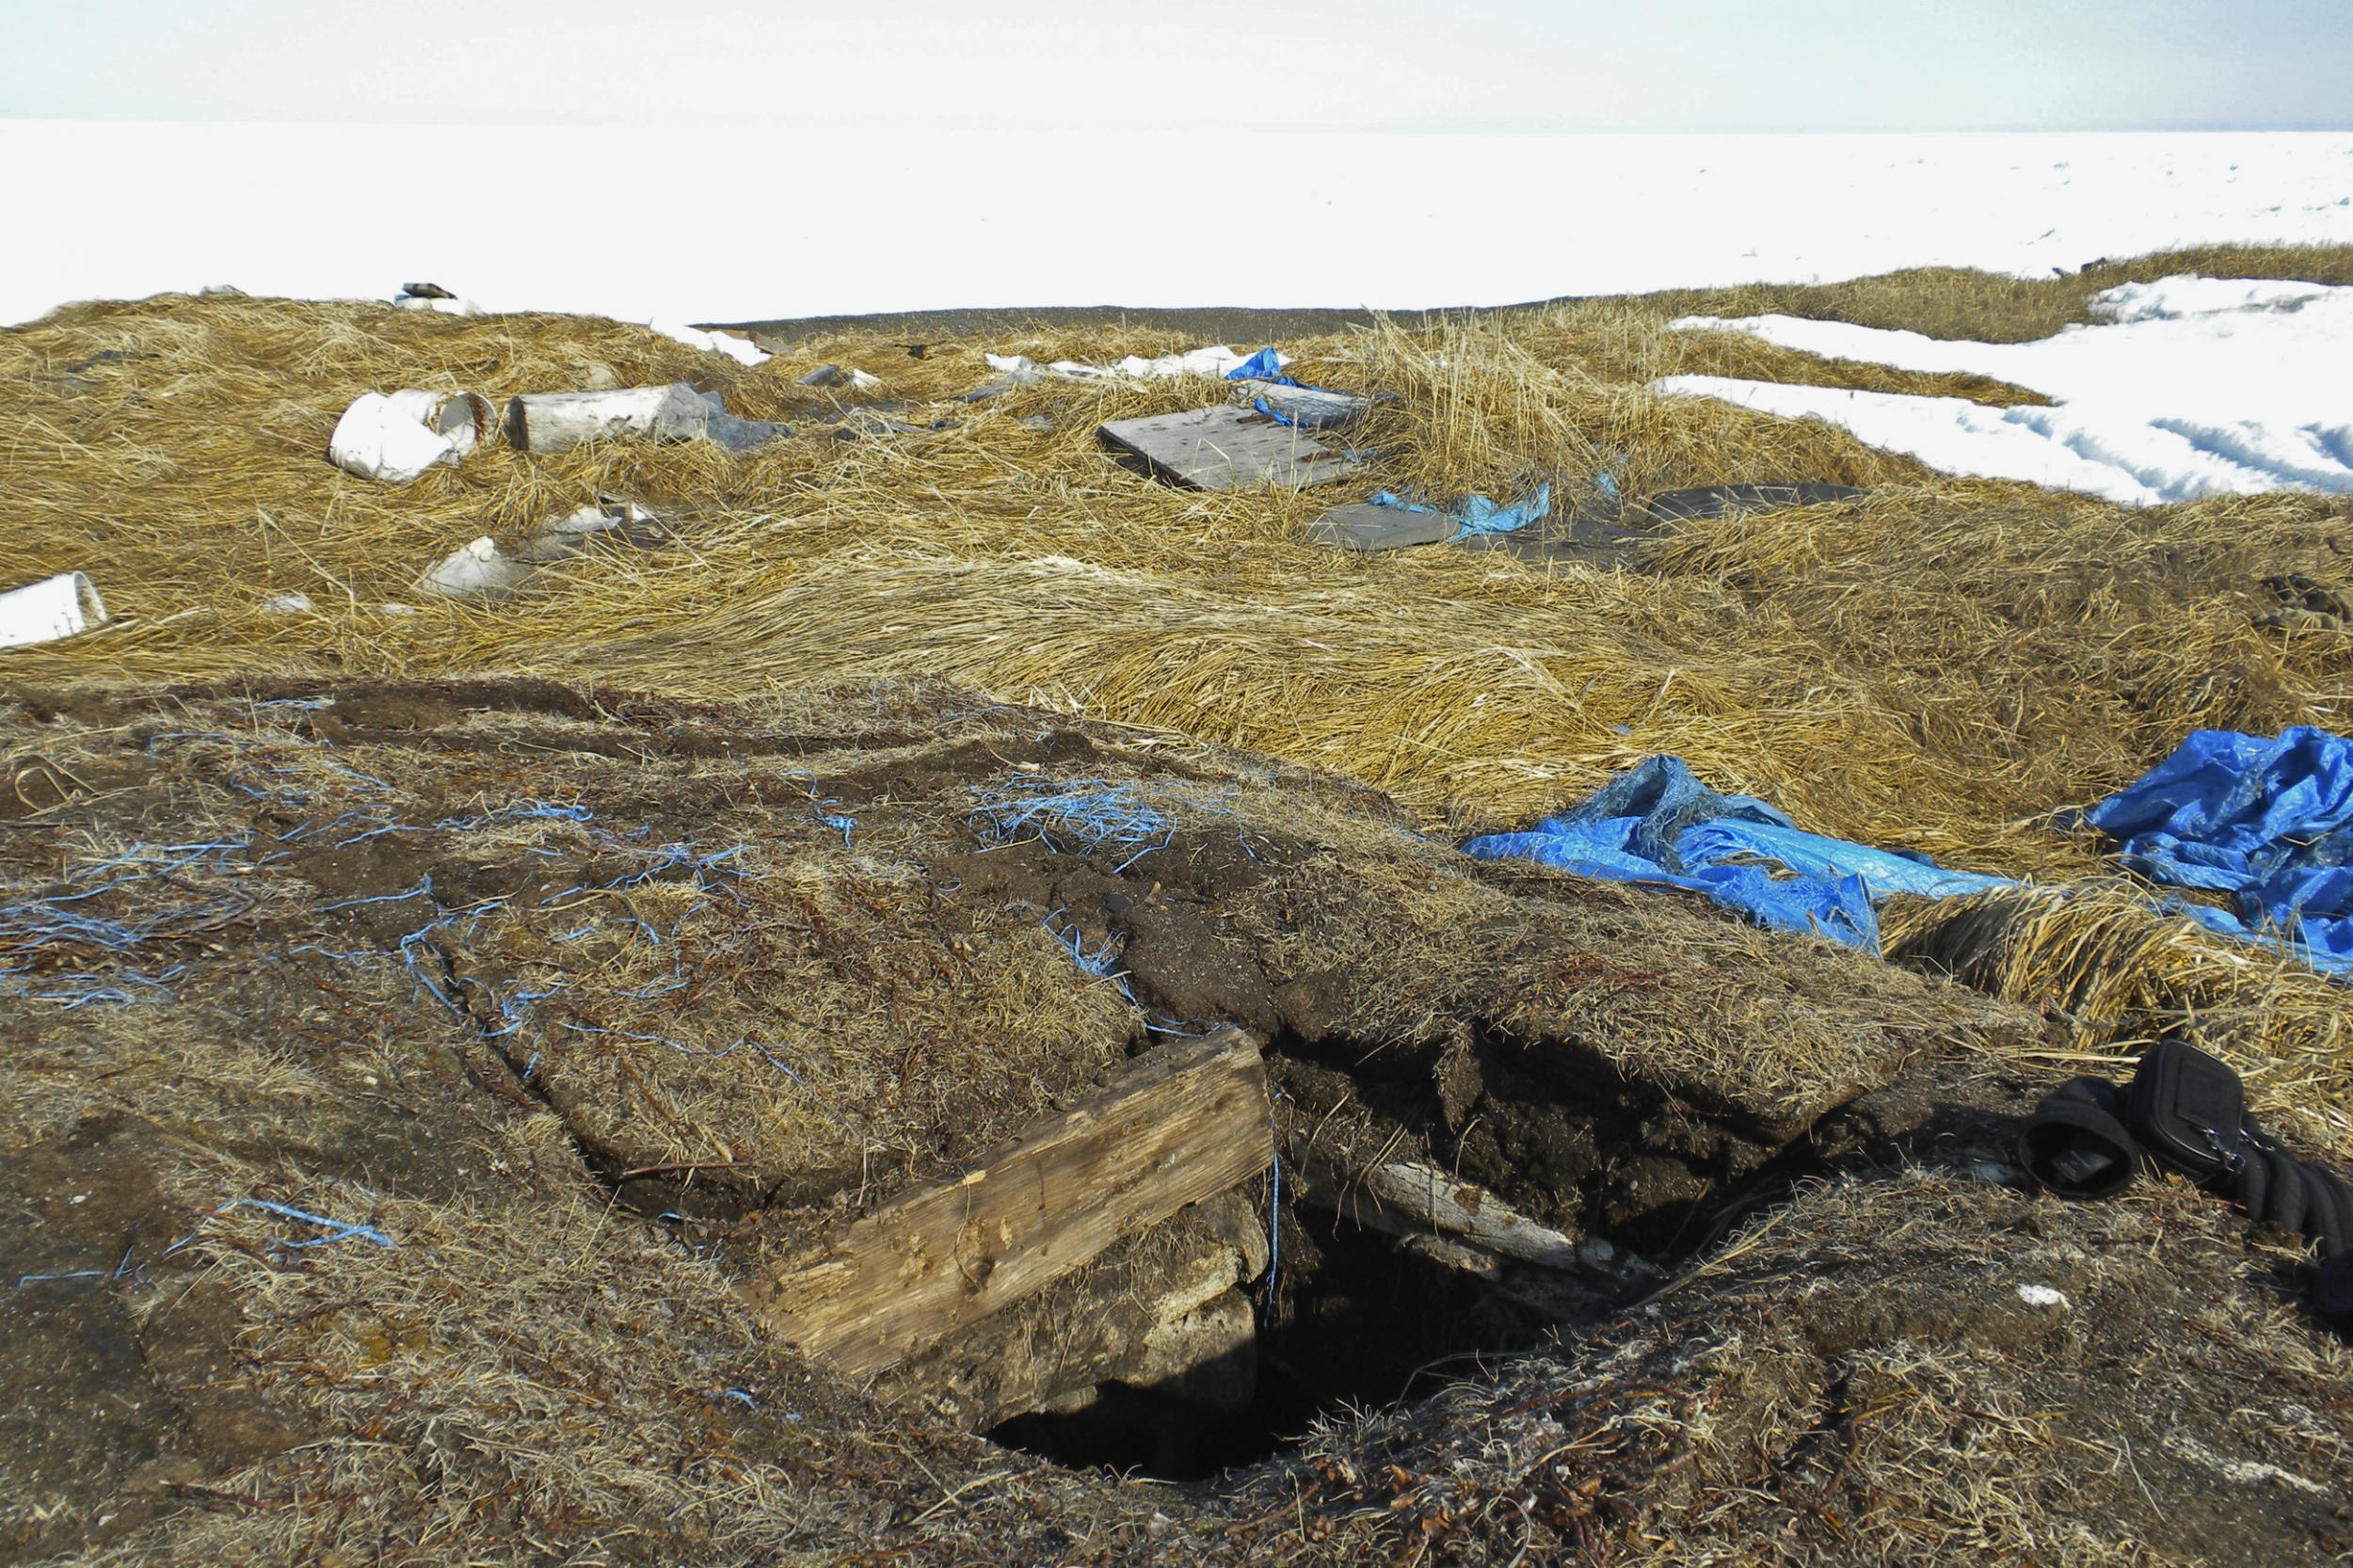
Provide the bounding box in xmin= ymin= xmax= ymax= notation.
xmin=1098 ymin=405 xmax=1366 ymax=490
xmin=1306 ymin=501 xmax=1455 ymax=552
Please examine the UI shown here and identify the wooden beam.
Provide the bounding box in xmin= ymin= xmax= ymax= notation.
xmin=748 ymin=1029 xmax=1272 ymax=1378
xmin=1285 ymin=1141 xmax=1653 ymax=1285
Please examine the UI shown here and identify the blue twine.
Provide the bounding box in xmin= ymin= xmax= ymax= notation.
xmin=968 ymin=775 xmax=1175 ymax=871
xmin=220 ymin=1197 xmax=395 ymax=1250
xmin=15 ymin=1243 xmax=147 ymax=1294
xmin=776 ymin=773 xmax=859 ymax=849
xmin=1040 ymin=908 xmax=1203 ymax=1033
xmin=16 ymin=1267 xmax=109 ymax=1290
xmin=318 ymin=877 xmax=436 ymax=914
xmin=1 ymin=835 xmax=258 ymax=1008
xmin=1043 ymin=907 xmax=1126 ymax=982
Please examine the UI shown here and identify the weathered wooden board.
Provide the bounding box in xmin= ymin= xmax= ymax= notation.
xmin=1305 ymin=500 xmax=1454 ymax=552
xmin=749 ymin=1029 xmax=1272 ymax=1378
xmin=1098 ymin=405 xmax=1366 ymax=490
xmin=874 ymin=1190 xmax=1269 ymax=1432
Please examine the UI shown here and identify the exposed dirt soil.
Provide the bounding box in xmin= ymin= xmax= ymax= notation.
xmin=3 ymin=678 xmax=2347 ymax=1566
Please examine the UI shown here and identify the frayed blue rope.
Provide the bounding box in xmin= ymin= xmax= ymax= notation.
xmin=1042 ymin=908 xmax=1202 ymax=1032
xmin=969 ymin=775 xmax=1175 ymax=870
xmin=319 ymin=877 xmax=435 ymax=914
xmin=220 ymin=1197 xmax=394 ymax=1250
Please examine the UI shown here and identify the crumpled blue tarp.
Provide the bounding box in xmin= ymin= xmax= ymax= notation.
xmin=1225 ymin=347 xmax=1285 ymax=382
xmin=1464 ymin=732 xmax=2353 ymax=978
xmin=1461 ymin=756 xmax=1930 ymax=950
xmin=2084 ymin=726 xmax=2353 ymax=972
xmin=1369 ymin=483 xmax=1554 ymax=539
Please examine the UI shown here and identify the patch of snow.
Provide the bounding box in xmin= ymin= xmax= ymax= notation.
xmin=2015 ymin=1283 xmax=2071 ymax=1309
xmin=2088 ymin=275 xmax=2335 ymax=324
xmin=652 ymin=323 xmax=769 ymax=366
xmin=261 ymin=593 xmax=315 ymax=615
xmin=11 ymin=124 xmax=2353 ymax=328
xmin=984 ymin=345 xmax=1279 ymax=383
xmin=1662 ymin=275 xmax=2353 ymax=504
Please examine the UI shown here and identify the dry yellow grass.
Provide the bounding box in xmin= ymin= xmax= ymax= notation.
xmin=6 ymin=252 xmax=2352 ymax=1131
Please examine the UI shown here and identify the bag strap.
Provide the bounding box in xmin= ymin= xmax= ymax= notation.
xmin=2018 ymin=1076 xmax=2140 ymax=1199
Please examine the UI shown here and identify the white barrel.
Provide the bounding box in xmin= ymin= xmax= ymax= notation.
xmin=0 ymin=571 xmax=108 ymax=649
xmin=328 ymin=389 xmax=494 ymax=482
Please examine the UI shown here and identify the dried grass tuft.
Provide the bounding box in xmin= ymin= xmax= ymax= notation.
xmin=8 ymin=253 xmax=2353 ymax=1134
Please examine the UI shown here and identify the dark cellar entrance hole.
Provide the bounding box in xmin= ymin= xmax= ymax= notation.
xmin=984 ymin=1208 xmax=1577 ymax=1482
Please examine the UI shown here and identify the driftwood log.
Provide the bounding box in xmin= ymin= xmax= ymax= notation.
xmin=1284 ymin=1140 xmax=1656 ymax=1288
xmin=872 ymin=1190 xmax=1269 ymax=1432
xmin=749 ymin=1029 xmax=1272 ymax=1379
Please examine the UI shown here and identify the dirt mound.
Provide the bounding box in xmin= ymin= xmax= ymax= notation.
xmin=4 ymin=679 xmax=2347 ymax=1564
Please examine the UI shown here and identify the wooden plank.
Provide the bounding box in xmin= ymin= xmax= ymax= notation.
xmin=1098 ymin=405 xmax=1366 ymax=490
xmin=748 ymin=1029 xmax=1272 ymax=1377
xmin=1305 ymin=500 xmax=1453 ymax=552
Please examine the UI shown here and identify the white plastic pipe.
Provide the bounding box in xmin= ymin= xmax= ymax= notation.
xmin=0 ymin=571 xmax=108 ymax=649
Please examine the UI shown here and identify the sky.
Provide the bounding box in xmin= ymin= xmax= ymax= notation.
xmin=4 ymin=0 xmax=2349 ymax=134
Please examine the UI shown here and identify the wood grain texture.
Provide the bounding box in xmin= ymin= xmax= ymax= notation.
xmin=1097 ymin=405 xmax=1366 ymax=490
xmin=1286 ymin=1142 xmax=1649 ymax=1285
xmin=751 ymin=1029 xmax=1272 ymax=1377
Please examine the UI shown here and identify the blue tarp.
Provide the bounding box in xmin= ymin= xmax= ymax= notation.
xmin=1225 ymin=347 xmax=1285 ymax=382
xmin=2083 ymin=726 xmax=2353 ymax=972
xmin=1225 ymin=348 xmax=1357 ymax=428
xmin=1459 ymin=756 xmax=1945 ymax=951
xmin=1369 ymin=483 xmax=1554 ymax=539
xmin=1464 ymin=730 xmax=2353 ymax=978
